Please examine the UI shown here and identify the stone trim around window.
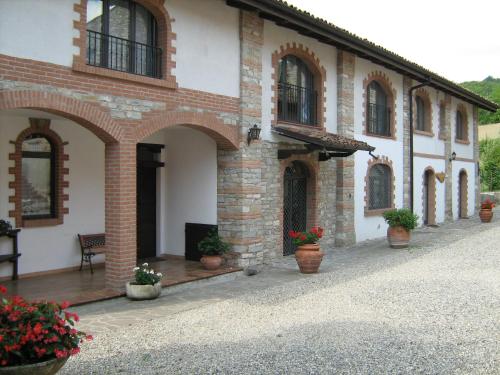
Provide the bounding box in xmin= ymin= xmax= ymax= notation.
xmin=455 ymin=103 xmax=470 ymax=144
xmin=413 ymin=88 xmax=434 ymax=137
xmin=8 ymin=119 xmax=69 ymax=228
xmin=72 ymin=0 xmax=177 ymax=89
xmin=438 ymin=99 xmax=447 ymax=140
xmin=362 ymin=71 xmax=397 ymax=140
xmin=271 ymin=42 xmax=327 ymax=130
xmin=364 ymin=155 xmax=396 ymax=216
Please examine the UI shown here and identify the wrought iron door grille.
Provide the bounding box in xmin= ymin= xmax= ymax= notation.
xmin=283 ymin=163 xmax=308 ymax=256
xmin=87 ymin=30 xmax=162 ymax=79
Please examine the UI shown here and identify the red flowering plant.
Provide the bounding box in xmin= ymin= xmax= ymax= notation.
xmin=0 ymin=285 xmax=92 ymax=367
xmin=481 ymin=198 xmax=495 ymax=210
xmin=288 ymin=227 xmax=324 ymax=246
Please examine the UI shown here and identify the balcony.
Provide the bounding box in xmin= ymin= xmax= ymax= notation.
xmin=86 ymin=30 xmax=162 ymax=79
xmin=278 ymin=82 xmax=318 ymax=126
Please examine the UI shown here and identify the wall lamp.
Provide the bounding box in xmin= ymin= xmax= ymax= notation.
xmin=247 ymin=124 xmax=261 ymax=145
xmin=449 ymin=151 xmax=456 ymax=162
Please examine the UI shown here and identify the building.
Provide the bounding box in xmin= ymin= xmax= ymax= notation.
xmin=0 ymin=0 xmax=497 ymax=289
xmin=479 ymin=123 xmax=500 ymax=140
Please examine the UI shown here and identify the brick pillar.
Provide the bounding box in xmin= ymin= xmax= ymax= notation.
xmin=444 ymin=94 xmax=453 ymax=221
xmin=472 ymin=106 xmax=480 ymax=212
xmin=217 ymin=10 xmax=264 ymax=267
xmin=402 ymin=76 xmax=412 ymax=208
xmin=104 ymin=141 xmax=136 ymax=290
xmin=335 ymin=50 xmax=356 ymax=246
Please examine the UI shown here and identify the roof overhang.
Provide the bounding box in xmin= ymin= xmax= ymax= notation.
xmin=273 ymin=124 xmax=375 ymax=160
xmin=227 ymin=0 xmax=499 ymax=112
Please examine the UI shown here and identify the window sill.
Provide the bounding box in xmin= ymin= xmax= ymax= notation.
xmin=21 ymin=218 xmax=63 ymax=228
xmin=364 ymin=207 xmax=393 ymax=217
xmin=413 ymin=129 xmax=434 ymax=137
xmin=72 ymin=62 xmax=177 ymax=90
xmin=364 ymin=132 xmax=396 ymax=141
xmin=455 ymin=138 xmax=470 ymax=145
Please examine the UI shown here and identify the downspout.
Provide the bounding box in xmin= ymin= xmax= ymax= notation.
xmin=409 ymin=79 xmax=431 ymax=212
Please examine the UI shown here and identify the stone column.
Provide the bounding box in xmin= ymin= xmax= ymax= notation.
xmin=335 ymin=50 xmax=356 ymax=246
xmin=473 ymin=106 xmax=480 ymax=212
xmin=444 ymin=94 xmax=453 ymax=221
xmin=217 ymin=10 xmax=264 ymax=267
xmin=104 ymin=141 xmax=136 ymax=289
xmin=402 ymin=76 xmax=412 ymax=208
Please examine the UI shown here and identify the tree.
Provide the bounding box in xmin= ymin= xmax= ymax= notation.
xmin=479 ymin=138 xmax=500 ymax=191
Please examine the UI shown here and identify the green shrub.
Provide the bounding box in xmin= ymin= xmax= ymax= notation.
xmin=382 ymin=208 xmax=419 ymax=231
xmin=198 ymin=230 xmax=230 ymax=256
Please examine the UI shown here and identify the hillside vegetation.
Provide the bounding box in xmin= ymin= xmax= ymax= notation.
xmin=460 ymin=76 xmax=500 ymax=125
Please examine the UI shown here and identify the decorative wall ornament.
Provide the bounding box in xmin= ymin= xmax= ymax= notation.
xmin=435 ymin=173 xmax=446 ymax=183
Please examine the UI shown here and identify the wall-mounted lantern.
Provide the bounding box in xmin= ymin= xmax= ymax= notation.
xmin=247 ymin=124 xmax=261 ymax=145
xmin=449 ymin=151 xmax=456 ymax=162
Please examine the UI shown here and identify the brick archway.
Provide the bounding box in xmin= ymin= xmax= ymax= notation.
xmin=458 ymin=169 xmax=468 ymax=218
xmin=135 ymin=111 xmax=240 ymax=150
xmin=0 ymin=91 xmax=122 ymax=143
xmin=422 ymin=167 xmax=436 ymax=225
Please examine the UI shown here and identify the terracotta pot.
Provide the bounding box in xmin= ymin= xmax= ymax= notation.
xmin=479 ymin=208 xmax=493 ymax=223
xmin=0 ymin=357 xmax=68 ymax=375
xmin=387 ymin=226 xmax=411 ymax=249
xmin=126 ymin=282 xmax=162 ymax=300
xmin=200 ymin=255 xmax=223 ymax=270
xmin=295 ymin=243 xmax=324 ymax=274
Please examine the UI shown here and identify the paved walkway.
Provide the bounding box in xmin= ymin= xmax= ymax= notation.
xmin=64 ymin=211 xmax=499 ymax=374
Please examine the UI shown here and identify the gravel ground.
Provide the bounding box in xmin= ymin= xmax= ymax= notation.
xmin=62 ymin=218 xmax=500 ymax=374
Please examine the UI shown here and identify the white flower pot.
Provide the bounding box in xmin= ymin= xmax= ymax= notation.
xmin=126 ymin=282 xmax=162 ymax=300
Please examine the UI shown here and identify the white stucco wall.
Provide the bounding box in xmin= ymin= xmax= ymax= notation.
xmin=0 ymin=110 xmax=105 ymax=278
xmin=353 ymin=57 xmax=404 ymax=242
xmin=413 ymin=157 xmax=446 ymax=225
xmin=143 ymin=127 xmax=217 ymax=257
xmin=261 ymin=20 xmax=338 ymax=140
xmin=0 ymin=0 xmax=79 ymax=67
xmin=167 ymin=0 xmax=240 ymax=97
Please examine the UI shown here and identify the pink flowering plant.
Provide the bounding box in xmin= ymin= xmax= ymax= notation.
xmin=288 ymin=227 xmax=324 ymax=246
xmin=0 ymin=285 xmax=92 ymax=367
xmin=132 ymin=263 xmax=163 ymax=285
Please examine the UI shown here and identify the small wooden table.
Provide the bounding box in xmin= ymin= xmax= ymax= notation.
xmin=0 ymin=229 xmax=21 ymax=280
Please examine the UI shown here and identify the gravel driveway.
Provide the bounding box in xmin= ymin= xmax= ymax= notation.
xmin=63 ymin=215 xmax=500 ymax=374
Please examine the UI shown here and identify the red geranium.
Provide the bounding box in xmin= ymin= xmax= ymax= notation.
xmin=481 ymin=198 xmax=495 ymax=210
xmin=288 ymin=227 xmax=324 ymax=246
xmin=0 ymin=285 xmax=92 ymax=367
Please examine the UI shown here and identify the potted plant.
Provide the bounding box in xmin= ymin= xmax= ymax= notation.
xmin=125 ymin=263 xmax=163 ymax=301
xmin=479 ymin=198 xmax=495 ymax=223
xmin=197 ymin=230 xmax=230 ymax=270
xmin=289 ymin=227 xmax=324 ymax=274
xmin=0 ymin=285 xmax=92 ymax=375
xmin=382 ymin=208 xmax=419 ymax=248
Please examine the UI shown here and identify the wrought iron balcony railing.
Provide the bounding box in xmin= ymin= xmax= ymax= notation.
xmin=277 ymin=82 xmax=318 ymax=126
xmin=367 ymin=103 xmax=391 ymax=136
xmin=86 ymin=30 xmax=162 ymax=79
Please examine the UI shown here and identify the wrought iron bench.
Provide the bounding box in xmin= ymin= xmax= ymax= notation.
xmin=77 ymin=233 xmax=105 ymax=274
xmin=0 ymin=228 xmax=21 ymax=280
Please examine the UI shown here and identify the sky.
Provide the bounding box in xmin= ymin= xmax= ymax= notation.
xmin=286 ymin=0 xmax=500 ymax=83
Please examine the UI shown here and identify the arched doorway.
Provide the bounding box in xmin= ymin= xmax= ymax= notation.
xmin=283 ymin=161 xmax=308 ymax=256
xmin=459 ymin=170 xmax=468 ymax=218
xmin=423 ymin=168 xmax=436 ymax=225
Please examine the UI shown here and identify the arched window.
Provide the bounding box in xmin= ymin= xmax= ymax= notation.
xmin=277 ymin=55 xmax=317 ymax=126
xmin=86 ymin=0 xmax=160 ymax=78
xmin=21 ymin=135 xmax=55 ymax=219
xmin=416 ymin=95 xmax=425 ymax=131
xmin=366 ymin=81 xmax=391 ymax=136
xmin=368 ymin=164 xmax=392 ymax=210
xmin=455 ymin=109 xmax=467 ymax=141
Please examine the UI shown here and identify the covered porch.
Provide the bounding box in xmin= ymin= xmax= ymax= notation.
xmin=1 ymin=255 xmax=241 ymax=305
